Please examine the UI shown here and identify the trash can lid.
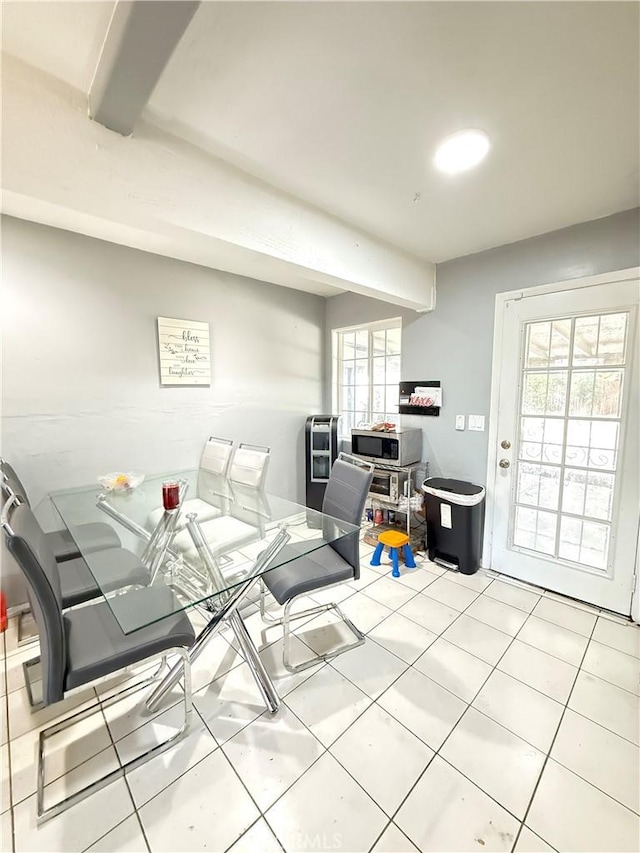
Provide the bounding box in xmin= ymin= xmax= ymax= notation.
xmin=422 ymin=478 xmax=485 ymax=506
xmin=423 ymin=478 xmax=483 ymax=496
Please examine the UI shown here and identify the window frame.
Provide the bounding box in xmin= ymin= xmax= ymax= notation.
xmin=332 ymin=318 xmax=402 ymax=438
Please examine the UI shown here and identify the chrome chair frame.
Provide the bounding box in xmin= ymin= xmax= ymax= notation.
xmin=259 ymin=578 xmax=364 ymax=673
xmin=37 ymin=646 xmax=192 ymax=822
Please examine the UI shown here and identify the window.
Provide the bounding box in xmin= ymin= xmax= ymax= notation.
xmin=333 ymin=319 xmax=402 ymax=437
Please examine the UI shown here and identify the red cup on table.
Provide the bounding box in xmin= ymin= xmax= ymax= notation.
xmin=162 ymin=480 xmax=180 ymax=511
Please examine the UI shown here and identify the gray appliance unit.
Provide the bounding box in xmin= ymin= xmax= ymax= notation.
xmin=305 ymin=415 xmax=340 ymax=512
xmin=351 ymin=427 xmax=422 ymax=467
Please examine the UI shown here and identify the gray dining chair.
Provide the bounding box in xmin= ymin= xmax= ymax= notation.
xmin=2 ymin=495 xmax=195 ymax=822
xmin=260 ymin=453 xmax=373 ymax=673
xmin=1 ymin=459 xmax=121 ymax=562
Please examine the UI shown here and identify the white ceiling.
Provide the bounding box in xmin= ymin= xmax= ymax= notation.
xmin=2 ymin=1 xmax=639 ymax=265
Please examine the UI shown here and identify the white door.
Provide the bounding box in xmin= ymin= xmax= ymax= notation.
xmin=489 ymin=273 xmax=639 ymax=614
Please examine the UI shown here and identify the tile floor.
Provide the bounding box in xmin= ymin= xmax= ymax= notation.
xmin=2 ymin=543 xmax=639 ymax=853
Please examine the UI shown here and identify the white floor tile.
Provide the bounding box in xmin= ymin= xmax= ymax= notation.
xmin=592 ymin=617 xmax=640 ymax=659
xmin=528 ymin=759 xmax=640 ymax=853
xmin=117 ymin=702 xmax=217 ymax=808
xmin=138 ymin=750 xmax=259 ymax=852
xmin=330 ymin=638 xmax=408 ymax=700
xmin=348 ymin=565 xmax=386 ymax=592
xmin=285 ymin=664 xmax=371 ymax=747
xmin=421 ymin=576 xmax=479 ymax=611
xmin=1 ymin=810 xmax=13 ymax=853
xmin=413 ymin=637 xmax=492 ymax=703
xmin=581 ymin=641 xmax=640 ymax=695
xmin=10 ymin=709 xmax=113 ymax=806
xmin=371 ymin=822 xmax=419 ymax=852
xmin=227 ymin=818 xmax=282 ymax=853
xmin=498 ymin=641 xmax=578 ymax=704
xmin=309 ymin=583 xmax=355 ymax=606
xmin=473 ymin=669 xmax=564 ymax=753
xmin=532 ymin=598 xmax=597 ymax=637
xmin=483 ymin=579 xmax=541 ymax=613
xmin=101 ymin=683 xmax=184 ymax=745
xmin=293 ymin=610 xmax=361 ymax=662
xmin=568 ymin=671 xmax=639 ymax=744
xmin=85 ymin=816 xmax=148 ymax=853
xmin=5 ymin=647 xmax=39 ymax=695
xmin=224 ymin=704 xmax=323 ymax=810
xmin=341 ymin=591 xmax=393 ymax=632
xmin=441 ymin=707 xmax=545 ymax=819
xmin=466 ymin=596 xmax=529 ymax=637
xmin=551 ymin=708 xmax=640 ymax=814
xmin=368 ymin=612 xmax=437 ymax=664
xmin=257 ymin=635 xmax=324 ymax=698
xmin=266 ymin=752 xmax=387 ymax=853
xmin=395 ymin=755 xmax=519 ymax=852
xmin=188 ymin=633 xmax=242 ymax=694
xmin=517 ymin=615 xmax=589 ymax=667
xmin=364 ymin=576 xmax=420 ymax=611
xmin=192 ymin=664 xmax=266 ymax=745
xmin=542 ymin=591 xmax=601 ymax=617
xmin=330 ymin=703 xmax=434 ymax=815
xmin=7 ymin=684 xmax=96 ymax=741
xmin=444 ymin=569 xmax=494 ymax=592
xmin=514 ymin=826 xmax=555 ymax=852
xmin=377 ymin=667 xmax=466 ymax=751
xmin=39 ymin=746 xmax=121 ymax=815
xmin=442 ymin=614 xmax=512 ymax=665
xmin=13 ymin=776 xmax=133 ymax=853
xmin=395 ymin=565 xmax=439 ymax=593
xmin=2 ymin=741 xmax=11 ymax=814
xmin=397 ymin=593 xmax=460 ymax=635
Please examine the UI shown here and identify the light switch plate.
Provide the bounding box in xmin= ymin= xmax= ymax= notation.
xmin=455 ymin=415 xmax=465 ymax=430
xmin=469 ymin=415 xmax=485 ymax=432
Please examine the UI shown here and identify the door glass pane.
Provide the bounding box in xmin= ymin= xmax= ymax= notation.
xmin=573 ymin=313 xmax=627 ymax=366
xmin=522 ymin=372 xmax=567 ymax=415
xmin=562 ymin=469 xmax=615 ymax=521
xmin=512 ymin=311 xmax=629 ymax=570
xmin=559 ymin=517 xmax=609 ymax=570
xmin=513 ymin=506 xmax=557 ymax=554
xmin=565 ymin=420 xmax=618 ymax=470
xmin=569 ymin=370 xmax=623 ymax=418
xmin=516 ymin=463 xmax=560 ymax=510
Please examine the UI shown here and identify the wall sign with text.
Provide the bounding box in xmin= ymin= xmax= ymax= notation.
xmin=157 ymin=317 xmax=211 ymax=386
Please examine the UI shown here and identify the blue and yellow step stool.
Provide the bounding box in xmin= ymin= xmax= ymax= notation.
xmin=370 ymin=530 xmax=416 ymax=577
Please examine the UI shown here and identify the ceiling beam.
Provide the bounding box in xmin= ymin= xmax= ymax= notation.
xmin=4 ymin=56 xmax=435 ymax=310
xmin=89 ymin=0 xmax=200 ymax=136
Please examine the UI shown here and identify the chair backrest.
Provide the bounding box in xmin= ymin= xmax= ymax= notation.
xmin=322 ymin=456 xmax=374 ymax=574
xmin=2 ymin=498 xmax=66 ymax=705
xmin=229 ymin=444 xmax=270 ymax=489
xmin=200 ymin=437 xmax=235 ymax=476
xmin=0 ymin=459 xmax=30 ymax=505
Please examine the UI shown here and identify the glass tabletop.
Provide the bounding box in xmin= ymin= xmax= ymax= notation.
xmin=50 ymin=469 xmax=359 ymax=634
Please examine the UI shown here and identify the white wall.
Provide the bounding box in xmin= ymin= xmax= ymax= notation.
xmin=2 ymin=216 xmax=325 ymax=507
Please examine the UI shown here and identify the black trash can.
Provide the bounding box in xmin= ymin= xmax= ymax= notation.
xmin=422 ymin=478 xmax=485 ymax=575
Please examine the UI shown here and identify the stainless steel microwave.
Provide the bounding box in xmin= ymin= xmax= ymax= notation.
xmin=351 ymin=427 xmax=422 ymax=467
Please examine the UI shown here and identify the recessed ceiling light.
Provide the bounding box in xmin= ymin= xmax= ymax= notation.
xmin=434 ymin=129 xmax=490 ymax=175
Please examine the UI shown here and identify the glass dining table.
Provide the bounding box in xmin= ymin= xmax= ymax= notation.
xmin=50 ymin=468 xmax=360 ymax=715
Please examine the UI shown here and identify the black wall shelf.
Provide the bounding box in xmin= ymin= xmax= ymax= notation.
xmin=399 ymin=380 xmax=441 ymax=417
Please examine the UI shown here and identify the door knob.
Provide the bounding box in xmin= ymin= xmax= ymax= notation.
xmin=499 ymin=458 xmax=510 ymax=469
xmin=501 ymin=440 xmax=511 ymax=450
